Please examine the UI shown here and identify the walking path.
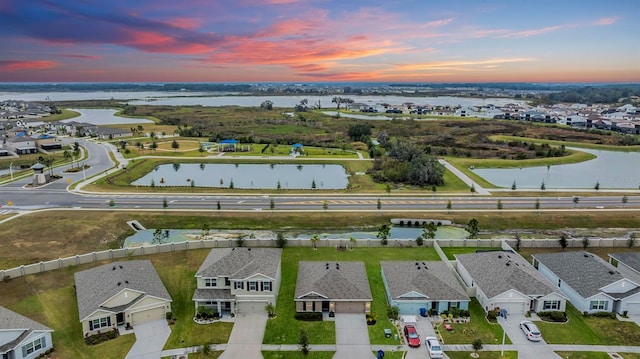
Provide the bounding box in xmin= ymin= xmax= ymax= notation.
xmin=438 ymin=159 xmax=491 ymax=195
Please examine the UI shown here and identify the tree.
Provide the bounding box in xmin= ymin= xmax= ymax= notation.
xmin=559 ymin=234 xmax=568 ymax=251
xmin=407 ymin=154 xmax=445 ymax=186
xmin=229 ymin=179 xmax=234 ymax=189
xmin=622 ymin=195 xmax=629 ymax=207
xmin=472 ymin=339 xmax=483 ymax=351
xmin=535 ymin=198 xmax=541 ymax=213
xmin=385 ymin=184 xmax=391 ymax=196
xmin=497 ymin=199 xmax=503 ymax=210
xmin=511 ymin=181 xmax=517 ymax=191
xmin=515 ymin=233 xmax=521 ymax=251
xmin=217 ymin=201 xmax=221 ymax=210
xmin=276 ymin=233 xmax=288 ymax=248
xmin=466 ymin=219 xmax=479 ymax=239
xmin=270 ymin=198 xmax=275 ymax=211
xmin=594 ymin=181 xmax=600 ymax=190
xmin=171 ymin=140 xmax=179 ymax=152
xmin=236 ymin=236 xmax=245 ymax=247
xmin=573 ymin=196 xmax=580 ymax=208
xmin=540 ymin=181 xmax=546 ymax=190
xmin=376 ymin=198 xmax=382 ymax=211
xmin=108 ymin=198 xmax=115 ymax=207
xmin=310 ymin=235 xmax=319 ymax=250
xmin=162 ymin=197 xmax=168 ymax=208
xmin=422 ymin=222 xmax=437 ymax=242
xmin=470 ymin=183 xmax=476 ymax=193
xmin=416 ymin=236 xmax=424 ymax=247
xmin=201 ymin=223 xmax=210 ymax=240
xmin=377 ymin=224 xmax=390 ymax=246
xmin=349 ymin=236 xmax=356 ymax=250
xmin=322 ymin=200 xmax=328 ymax=211
xmin=311 ymin=179 xmax=316 ymax=189
xmin=299 ymin=329 xmax=310 ymax=355
xmin=152 ymin=228 xmax=169 ymax=244
xmin=260 ymin=100 xmax=273 ymax=110
xmin=198 ymin=142 xmax=206 ymax=156
xmin=265 ymin=303 xmax=276 ymax=318
xmin=628 ymin=233 xmax=637 ymax=248
xmin=331 ymin=96 xmax=343 ymax=110
xmin=582 ymin=237 xmax=590 ymax=249
xmin=446 ymin=200 xmax=452 ymax=213
xmin=347 ymin=123 xmax=372 ymax=142
xmin=39 ymin=155 xmax=55 ymax=177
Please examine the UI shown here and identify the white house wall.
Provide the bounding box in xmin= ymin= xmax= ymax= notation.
xmin=15 ymin=331 xmax=53 ymax=359
xmin=620 ymin=292 xmax=640 ymax=315
xmin=489 ymin=289 xmax=530 ymax=314
xmin=534 ymin=292 xmax=567 ymax=312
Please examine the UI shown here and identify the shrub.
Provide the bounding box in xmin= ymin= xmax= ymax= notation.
xmin=472 ymin=338 xmax=483 ymax=351
xmin=294 ymin=312 xmax=323 ymax=321
xmin=386 ymin=305 xmax=399 ymax=320
xmin=591 ymin=311 xmax=616 ymax=319
xmin=536 ymin=311 xmax=567 ymax=322
xmin=458 ymin=309 xmax=470 ymax=318
xmin=166 ymin=312 xmax=173 ymax=320
xmin=486 ymin=309 xmax=498 ymax=321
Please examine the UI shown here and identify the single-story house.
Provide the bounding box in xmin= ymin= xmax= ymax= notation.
xmin=609 ymin=252 xmax=640 ymax=285
xmin=381 ymin=261 xmax=470 ymax=315
xmin=295 ymin=261 xmax=372 ymax=314
xmin=74 ymin=260 xmax=172 ymax=337
xmin=455 ymin=252 xmax=567 ymax=315
xmin=193 ymin=247 xmax=282 ymax=316
xmin=533 ymin=251 xmax=640 ymax=315
xmin=0 ymin=306 xmax=53 ymax=359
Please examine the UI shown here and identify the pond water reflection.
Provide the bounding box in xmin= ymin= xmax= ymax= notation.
xmin=472 ymin=147 xmax=640 ymax=189
xmin=131 ymin=163 xmax=349 ymax=189
xmin=123 ymin=226 xmax=470 ymax=247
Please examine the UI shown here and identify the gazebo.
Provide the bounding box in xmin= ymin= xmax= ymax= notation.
xmin=218 ymin=139 xmax=238 ymax=152
xmin=291 ymin=143 xmax=304 ymax=154
xmin=31 ymin=162 xmax=47 ymax=186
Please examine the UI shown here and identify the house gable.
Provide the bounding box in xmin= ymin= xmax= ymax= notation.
xmin=397 ymin=291 xmax=429 ymax=299
xmin=101 ymin=288 xmax=145 ymax=309
xmin=601 ymin=278 xmax=639 ymax=294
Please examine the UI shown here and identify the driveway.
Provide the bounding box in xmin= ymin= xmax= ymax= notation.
xmin=500 ymin=314 xmax=561 ymax=359
xmin=334 ymin=313 xmax=374 ymax=359
xmin=125 ymin=319 xmax=171 ymax=359
xmin=404 ymin=316 xmax=443 ymax=359
xmin=219 ymin=313 xmax=267 ymax=359
xmin=629 ymin=315 xmax=640 ymax=327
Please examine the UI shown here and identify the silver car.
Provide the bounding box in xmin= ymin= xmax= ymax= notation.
xmin=424 ymin=336 xmax=444 ymax=358
xmin=520 ymin=320 xmax=542 ymax=341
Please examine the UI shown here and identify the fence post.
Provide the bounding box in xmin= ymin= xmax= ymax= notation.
xmin=0 ymin=270 xmax=4 ymax=281
xmin=58 ymin=258 xmax=63 ymax=269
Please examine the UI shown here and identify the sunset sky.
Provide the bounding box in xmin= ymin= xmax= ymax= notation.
xmin=1 ymin=0 xmax=638 ymax=83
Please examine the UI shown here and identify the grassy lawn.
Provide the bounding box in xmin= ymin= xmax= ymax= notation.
xmin=262 ymin=352 xmax=335 ymax=359
xmin=263 ymin=247 xmax=439 ymax=345
xmin=439 ymin=299 xmax=511 ymax=345
xmin=446 ymin=351 xmax=517 ymax=359
xmin=184 ymin=351 xmax=224 ymax=359
xmin=492 ymin=135 xmax=640 ymax=152
xmin=439 ymin=247 xmax=496 ymax=260
xmin=555 ymin=352 xmax=612 ymax=359
xmin=535 ymin=303 xmax=640 ymax=345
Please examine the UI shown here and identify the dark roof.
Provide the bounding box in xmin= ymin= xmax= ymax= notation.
xmin=193 ymin=288 xmax=234 ymax=301
xmin=455 ymin=252 xmax=560 ymax=299
xmin=295 ymin=261 xmax=372 ymax=301
xmin=196 ymin=248 xmax=282 ymax=280
xmin=610 ymin=253 xmax=640 ymax=274
xmin=533 ymin=251 xmax=638 ymax=299
xmin=381 ymin=261 xmax=469 ymax=301
xmin=74 ymin=260 xmax=171 ymax=321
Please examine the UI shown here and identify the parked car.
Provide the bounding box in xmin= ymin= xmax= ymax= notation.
xmin=403 ymin=325 xmax=421 ymax=347
xmin=424 ymin=336 xmax=444 ymax=358
xmin=520 ymin=320 xmax=542 ymax=341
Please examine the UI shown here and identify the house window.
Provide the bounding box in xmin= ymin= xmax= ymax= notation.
xmin=450 ymin=302 xmax=458 ymax=309
xmin=89 ymin=316 xmax=111 ymax=331
xmin=225 ymin=277 xmax=230 ymax=286
xmin=543 ymin=300 xmax=561 ymax=310
xmin=21 ymin=337 xmax=46 ymax=356
xmin=263 ymin=282 xmax=272 ymax=292
xmin=590 ymin=300 xmax=608 ymax=311
xmin=234 ymin=281 xmax=244 ymax=290
xmin=204 ymin=278 xmax=217 ymax=287
xmin=248 ymin=281 xmax=257 ymax=291
xmin=557 ymin=279 xmax=561 ymax=287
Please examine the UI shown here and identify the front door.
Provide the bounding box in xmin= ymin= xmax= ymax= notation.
xmin=116 ymin=312 xmax=125 ymax=326
xmin=322 ymin=301 xmax=330 ymax=312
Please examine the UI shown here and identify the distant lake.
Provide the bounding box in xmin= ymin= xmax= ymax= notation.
xmin=0 ymin=91 xmax=523 ymax=108
xmin=63 ymin=108 xmax=154 ymax=125
xmin=472 ymin=147 xmax=640 ymax=189
xmin=132 ymin=163 xmax=349 ymax=189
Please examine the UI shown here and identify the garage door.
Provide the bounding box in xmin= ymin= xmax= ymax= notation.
xmin=335 ymin=301 xmax=365 ymax=313
xmin=237 ymin=301 xmax=267 ymax=314
xmin=493 ymin=301 xmax=526 ymax=315
xmin=626 ymin=302 xmax=640 ymax=315
xmin=131 ymin=306 xmax=166 ymax=325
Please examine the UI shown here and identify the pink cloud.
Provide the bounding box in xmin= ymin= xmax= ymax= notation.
xmin=594 ymin=17 xmax=617 ymax=26
xmin=0 ymin=60 xmax=59 ymax=71
xmin=62 ymin=54 xmax=101 ymax=60
xmin=122 ymin=29 xmax=216 ymax=54
xmin=165 ymin=17 xmax=204 ymax=30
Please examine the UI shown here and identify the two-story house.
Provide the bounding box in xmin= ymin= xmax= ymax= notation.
xmin=192 ymin=248 xmax=282 ymax=316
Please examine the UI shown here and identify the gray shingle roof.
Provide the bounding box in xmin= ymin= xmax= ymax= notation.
xmin=192 ymin=289 xmax=234 ymax=301
xmin=533 ymin=251 xmax=636 ymax=299
xmin=295 ymin=261 xmax=372 ymax=301
xmin=196 ymin=248 xmax=282 ymax=280
xmin=381 ymin=261 xmax=469 ymax=301
xmin=0 ymin=306 xmax=51 ymax=354
xmin=74 ymin=260 xmax=171 ymax=321
xmin=610 ymin=252 xmax=640 ymax=274
xmin=455 ymin=252 xmax=559 ymax=299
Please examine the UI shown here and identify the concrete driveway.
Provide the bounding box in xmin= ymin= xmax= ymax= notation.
xmin=334 ymin=313 xmax=374 ymax=359
xmin=219 ymin=313 xmax=267 ymax=359
xmin=125 ymin=319 xmax=171 ymax=359
xmin=500 ymin=314 xmax=561 ymax=359
xmin=404 ymin=316 xmax=439 ymax=359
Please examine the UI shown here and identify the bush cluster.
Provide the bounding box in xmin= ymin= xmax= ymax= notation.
xmin=441 ymin=307 xmax=470 ymax=318
xmin=294 ymin=312 xmax=323 ymax=321
xmin=582 ymin=311 xmax=616 ymax=319
xmin=84 ymin=329 xmax=118 ymax=345
xmin=537 ymin=311 xmax=567 ymax=322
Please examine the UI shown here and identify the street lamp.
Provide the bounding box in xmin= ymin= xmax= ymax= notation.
xmin=9 ymin=162 xmax=13 ymax=180
xmin=499 ymin=312 xmax=509 ymax=356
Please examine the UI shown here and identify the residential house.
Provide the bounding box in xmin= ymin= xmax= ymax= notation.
xmin=381 ymin=261 xmax=469 ymax=315
xmin=295 ymin=261 xmax=372 ymax=314
xmin=4 ymin=135 xmax=37 ymax=154
xmin=74 ymin=260 xmax=172 ymax=337
xmin=0 ymin=306 xmax=53 ymax=359
xmin=193 ymin=248 xmax=282 ymax=315
xmin=533 ymin=251 xmax=640 ymax=315
xmin=609 ymin=252 xmax=640 ymax=285
xmin=455 ymin=252 xmax=567 ymax=315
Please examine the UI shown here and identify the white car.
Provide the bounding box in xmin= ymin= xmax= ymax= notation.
xmin=424 ymin=336 xmax=444 ymax=358
xmin=519 ymin=320 xmax=542 ymax=341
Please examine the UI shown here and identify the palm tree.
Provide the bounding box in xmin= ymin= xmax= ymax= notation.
xmin=349 ymin=236 xmax=357 ymax=250
xmin=310 ymin=235 xmax=319 ymax=250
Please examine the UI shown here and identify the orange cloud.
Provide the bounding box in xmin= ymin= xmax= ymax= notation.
xmin=122 ymin=29 xmax=216 ymax=54
xmin=0 ymin=60 xmax=59 ymax=71
xmin=396 ymin=57 xmax=534 ymax=71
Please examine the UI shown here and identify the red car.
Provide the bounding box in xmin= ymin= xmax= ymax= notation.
xmin=403 ymin=324 xmax=421 ymax=347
